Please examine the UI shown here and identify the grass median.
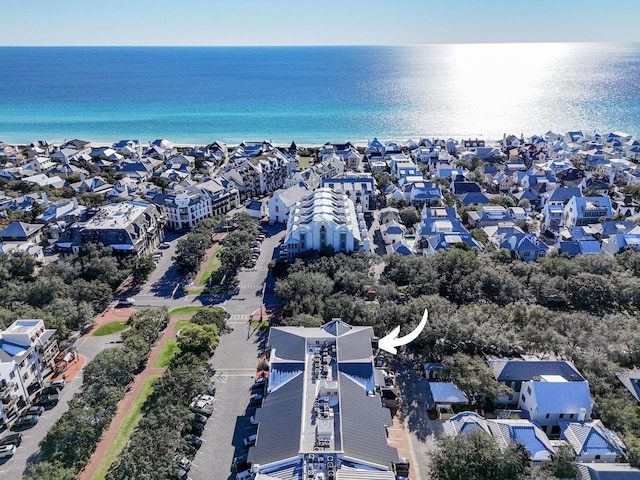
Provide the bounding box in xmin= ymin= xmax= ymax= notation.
xmin=92 ymin=375 xmax=160 ymax=480
xmin=169 ymin=306 xmax=202 ymax=316
xmin=92 ymin=321 xmax=128 ymax=336
xmin=154 ymin=339 xmax=179 ymax=368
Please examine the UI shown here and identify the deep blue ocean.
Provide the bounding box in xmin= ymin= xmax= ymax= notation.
xmin=0 ymin=43 xmax=639 ymax=145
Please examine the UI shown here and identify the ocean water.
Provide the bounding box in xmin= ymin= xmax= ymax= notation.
xmin=0 ymin=43 xmax=639 ymax=145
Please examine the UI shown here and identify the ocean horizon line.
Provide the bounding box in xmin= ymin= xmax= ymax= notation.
xmin=1 ymin=40 xmax=637 ymax=48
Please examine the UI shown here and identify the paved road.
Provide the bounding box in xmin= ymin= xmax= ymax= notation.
xmin=186 ymin=227 xmax=285 ymax=480
xmin=0 ymin=224 xmax=283 ymax=478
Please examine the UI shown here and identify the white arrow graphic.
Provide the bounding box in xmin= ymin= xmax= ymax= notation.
xmin=378 ymin=309 xmax=428 ymax=354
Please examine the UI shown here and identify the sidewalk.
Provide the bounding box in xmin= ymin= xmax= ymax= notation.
xmin=78 ymin=313 xmax=191 ymax=480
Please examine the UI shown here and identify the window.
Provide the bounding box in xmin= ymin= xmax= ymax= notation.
xmin=546 ymin=414 xmax=550 ymax=419
xmin=595 ymin=455 xmax=601 ymax=460
xmin=527 ymin=386 xmax=531 ymax=396
xmin=300 ymin=233 xmax=306 ymax=250
xmin=521 ymin=394 xmax=526 ymax=403
xmin=275 ymin=205 xmax=279 ymax=212
xmin=569 ymin=414 xmax=574 ymax=419
xmin=340 ymin=232 xmax=347 ymax=252
xmin=9 ymin=371 xmax=15 ymax=379
xmin=559 ymin=414 xmax=564 ymax=419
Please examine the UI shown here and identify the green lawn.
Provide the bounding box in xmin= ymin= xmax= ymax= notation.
xmin=207 ymin=244 xmax=222 ymax=268
xmin=174 ymin=319 xmax=192 ymax=331
xmin=154 ymin=339 xmax=179 ymax=368
xmin=299 ymin=156 xmax=312 ymax=168
xmin=169 ymin=306 xmax=203 ymax=316
xmin=92 ymin=321 xmax=128 ymax=336
xmin=92 ymin=375 xmax=160 ymax=480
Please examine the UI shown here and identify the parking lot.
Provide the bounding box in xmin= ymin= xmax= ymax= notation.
xmin=0 ymin=379 xmax=81 ymax=477
xmin=188 ymin=298 xmax=265 ymax=480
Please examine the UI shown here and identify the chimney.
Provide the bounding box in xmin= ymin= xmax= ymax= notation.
xmin=578 ymin=407 xmax=587 ymax=422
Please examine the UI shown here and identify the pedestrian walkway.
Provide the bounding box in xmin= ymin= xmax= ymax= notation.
xmin=228 ymin=314 xmax=251 ymax=324
xmin=78 ymin=313 xmax=192 ymax=480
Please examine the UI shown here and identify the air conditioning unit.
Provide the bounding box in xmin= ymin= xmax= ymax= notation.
xmin=309 ymin=454 xmax=314 ymax=461
xmin=327 ymin=456 xmax=334 ymax=462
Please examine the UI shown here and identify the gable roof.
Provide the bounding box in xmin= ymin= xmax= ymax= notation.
xmin=616 ymin=368 xmax=640 ymax=402
xmin=0 ymin=221 xmax=44 ymax=240
xmin=560 ymin=420 xmax=625 ymax=458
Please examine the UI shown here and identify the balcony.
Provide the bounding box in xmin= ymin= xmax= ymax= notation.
xmin=0 ymin=381 xmax=16 ymax=401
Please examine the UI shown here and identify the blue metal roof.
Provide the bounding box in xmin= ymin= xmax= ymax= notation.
xmin=511 ymin=425 xmax=554 ymax=461
xmin=428 ymin=382 xmax=468 ymax=404
xmin=529 ymin=381 xmax=592 ymax=414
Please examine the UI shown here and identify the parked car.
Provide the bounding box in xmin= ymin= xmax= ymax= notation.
xmin=251 ymin=247 xmax=261 ymax=254
xmin=25 ymin=406 xmax=45 ymax=416
xmin=190 ymin=398 xmax=214 ymax=416
xmin=47 ymin=378 xmax=65 ymax=390
xmin=160 ymin=242 xmax=171 ymax=249
xmin=182 ymin=433 xmax=202 ymax=449
xmin=192 ymin=413 xmax=208 ymax=433
xmin=249 ymin=394 xmax=263 ymax=406
xmin=11 ymin=415 xmax=39 ymax=430
xmin=0 ymin=444 xmax=16 ymax=458
xmin=233 ymin=453 xmax=249 ymax=471
xmin=0 ymin=433 xmax=22 ymax=447
xmin=253 ymin=376 xmax=267 ymax=388
xmin=243 ymin=434 xmax=257 ymax=447
xmin=249 ymin=415 xmax=258 ymax=425
xmin=36 ymin=393 xmax=59 ymax=406
xmin=175 ymin=456 xmax=192 ymax=472
xmin=192 ymin=394 xmax=215 ymax=403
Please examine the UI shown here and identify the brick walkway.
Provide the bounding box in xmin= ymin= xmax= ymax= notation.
xmin=191 ymin=242 xmax=221 ymax=286
xmin=387 ymin=410 xmax=420 ymax=480
xmin=78 ymin=313 xmax=192 ymax=480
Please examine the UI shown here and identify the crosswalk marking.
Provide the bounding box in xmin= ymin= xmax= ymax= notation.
xmin=239 ymin=284 xmax=263 ymax=290
xmin=227 ymin=314 xmax=251 ymax=325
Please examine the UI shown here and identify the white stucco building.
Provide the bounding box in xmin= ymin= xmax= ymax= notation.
xmin=283 ymin=188 xmax=366 ymax=260
xmin=268 ymin=184 xmax=309 ymax=224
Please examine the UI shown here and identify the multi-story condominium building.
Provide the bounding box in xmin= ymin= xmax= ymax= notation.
xmin=0 ymin=319 xmax=58 ymax=426
xmin=148 ymin=185 xmax=212 ymax=230
xmin=321 ymin=173 xmax=377 ymax=213
xmin=56 ymin=201 xmax=165 ymax=256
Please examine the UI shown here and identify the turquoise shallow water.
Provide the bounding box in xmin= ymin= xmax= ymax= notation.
xmin=0 ymin=43 xmax=639 ymax=144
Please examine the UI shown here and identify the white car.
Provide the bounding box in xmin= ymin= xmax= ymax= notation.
xmin=192 ymin=394 xmax=215 ymax=404
xmin=190 ymin=398 xmax=215 ymax=416
xmin=0 ymin=444 xmax=16 ymax=458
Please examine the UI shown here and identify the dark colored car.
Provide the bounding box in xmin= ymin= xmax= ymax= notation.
xmin=0 ymin=433 xmax=22 ymax=447
xmin=25 ymin=406 xmax=45 ymax=416
xmin=11 ymin=415 xmax=39 ymax=430
xmin=182 ymin=433 xmax=202 ymax=449
xmin=36 ymin=393 xmax=59 ymax=406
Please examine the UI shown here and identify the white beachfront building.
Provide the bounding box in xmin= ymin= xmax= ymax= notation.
xmin=283 ymin=188 xmax=368 ymax=260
